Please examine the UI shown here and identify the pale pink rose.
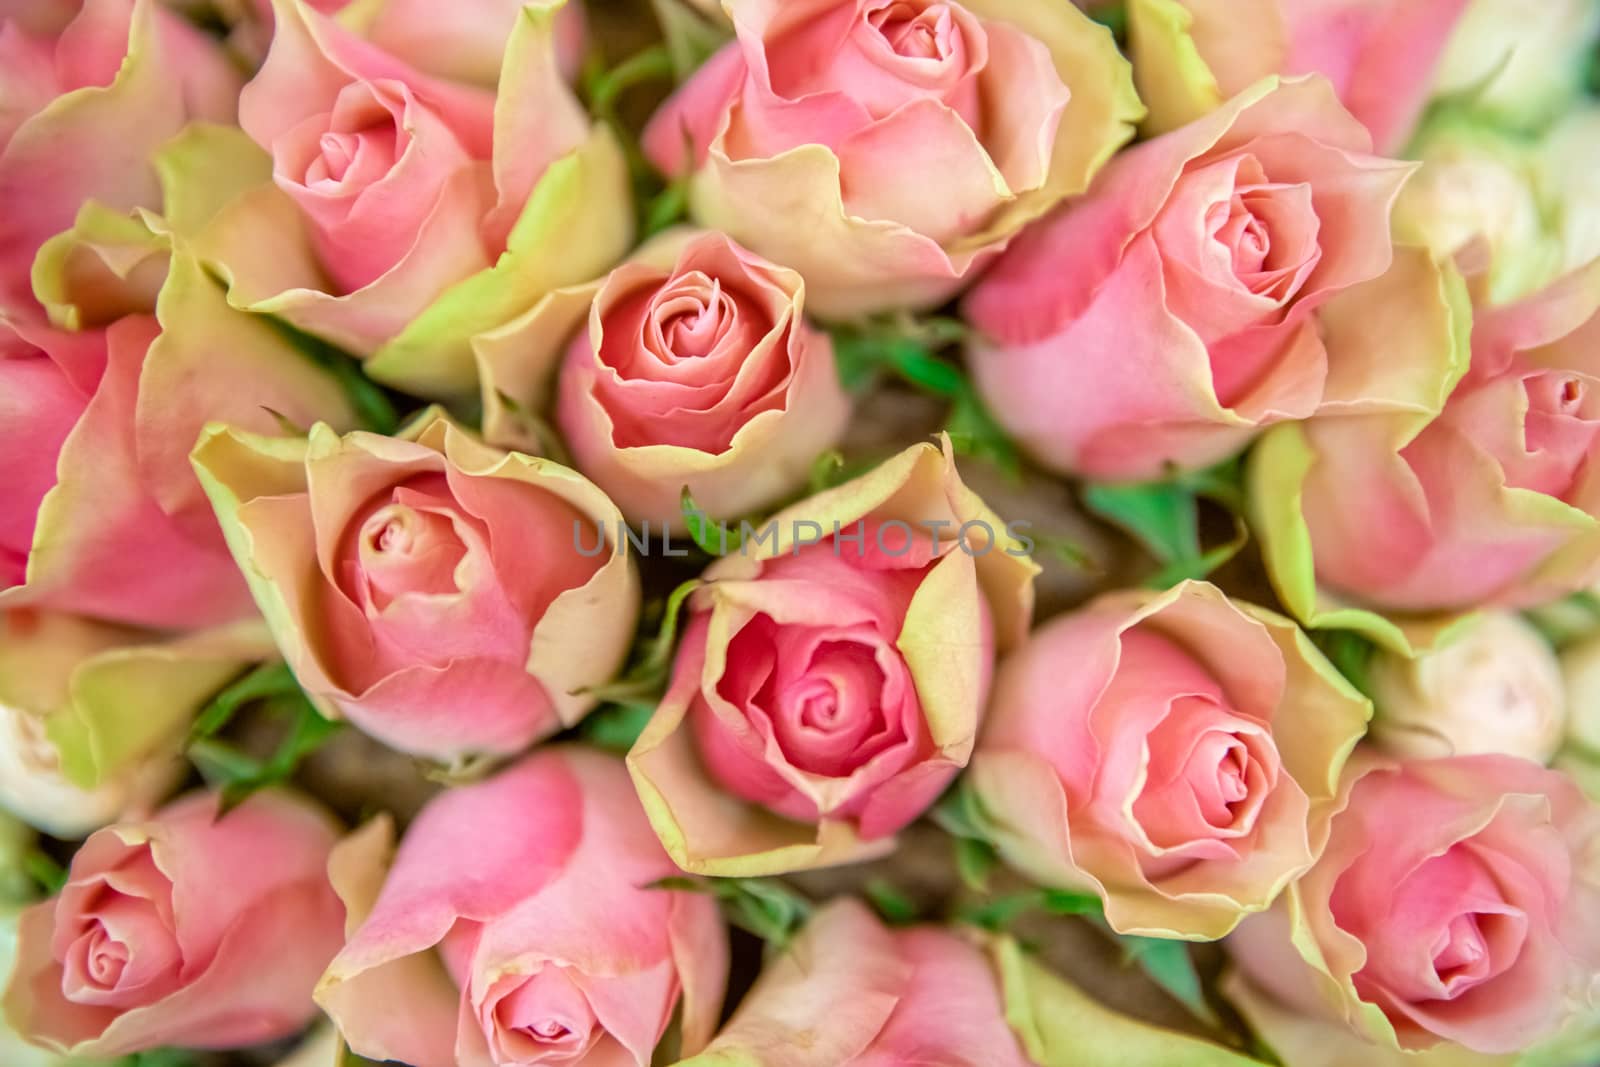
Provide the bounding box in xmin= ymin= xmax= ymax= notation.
xmin=0 ymin=287 xmax=357 ymax=629
xmin=970 ymin=580 xmax=1371 ymax=939
xmin=191 ymin=412 xmax=640 ymax=763
xmin=1275 ymin=257 xmax=1600 ymax=614
xmin=317 ymin=747 xmax=729 ymax=1067
xmin=476 ymin=230 xmax=851 ymax=524
xmin=0 ymin=0 xmax=240 ymax=316
xmin=1128 ymin=0 xmax=1470 ymax=151
xmin=1229 ymin=754 xmax=1600 ymax=1055
xmin=964 ymin=77 xmax=1425 ymax=481
xmin=629 ymin=437 xmax=1038 ymax=875
xmin=640 ymin=0 xmax=1142 ymax=317
xmin=205 ymin=0 xmax=629 ymax=398
xmin=1 ymin=789 xmax=346 ymax=1057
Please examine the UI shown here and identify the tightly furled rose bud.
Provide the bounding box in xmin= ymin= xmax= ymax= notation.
xmin=1127 ymin=0 xmax=1470 ymax=151
xmin=318 ymin=747 xmax=728 ymax=1067
xmin=1253 ymin=257 xmax=1600 ymax=620
xmin=971 ymin=580 xmax=1371 ymax=939
xmin=0 ymin=610 xmax=274 ymax=838
xmin=676 ymin=898 xmax=1262 ymax=1067
xmin=963 ymin=77 xmax=1446 ymax=481
xmin=2 ymin=789 xmax=346 ymax=1057
xmin=629 ymin=436 xmax=1037 ymax=875
xmin=1228 ymin=753 xmax=1600 ymax=1056
xmin=190 ymin=0 xmax=630 ymax=398
xmin=0 ymin=0 xmax=240 ymax=317
xmin=642 ymin=0 xmax=1142 ymax=317
xmin=476 ymin=230 xmax=850 ymax=524
xmin=192 ymin=412 xmax=639 ymax=764
xmin=1368 ymin=612 xmax=1566 ymax=763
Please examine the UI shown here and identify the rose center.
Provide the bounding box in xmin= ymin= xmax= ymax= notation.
xmin=870 ymin=2 xmax=954 ymax=61
xmin=353 ymin=499 xmax=468 ymax=607
xmin=1432 ymin=912 xmax=1496 ymax=993
xmin=84 ymin=926 xmax=128 ymax=987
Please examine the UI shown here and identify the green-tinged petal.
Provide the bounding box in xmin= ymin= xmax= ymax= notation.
xmin=32 ymin=201 xmax=167 ymax=330
xmin=1126 ymin=0 xmax=1223 ymax=136
xmin=150 ymin=121 xmax=276 ymax=237
xmin=990 ymin=935 xmax=1264 ymax=1066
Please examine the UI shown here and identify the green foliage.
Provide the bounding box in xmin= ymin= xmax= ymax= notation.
xmin=186 ymin=670 xmax=342 ymax=814
xmin=580 ymin=578 xmax=703 ymax=714
xmin=863 ymin=878 xmax=920 ymax=924
xmin=1082 ymin=458 xmax=1247 ymax=586
xmin=680 ymin=489 xmax=746 ymax=556
xmin=1314 ymin=629 xmax=1378 ymax=698
xmin=931 ymin=783 xmax=1000 ymax=891
xmin=265 ymin=318 xmax=398 ymax=435
xmin=22 ymin=850 xmax=68 ymax=896
xmin=649 ymin=0 xmax=733 ymax=81
xmin=1118 ymin=935 xmax=1219 ymax=1028
xmin=656 ymin=876 xmax=813 ymax=951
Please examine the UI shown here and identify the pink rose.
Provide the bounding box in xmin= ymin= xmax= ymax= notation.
xmin=964 ymin=77 xmax=1434 ymax=482
xmin=1127 ymin=0 xmax=1470 ymax=151
xmin=198 ymin=0 xmax=630 ymax=398
xmin=0 ymin=252 xmax=359 ymax=628
xmin=476 ymin=230 xmax=851 ymax=524
xmin=970 ymin=580 xmax=1370 ymax=939
xmin=641 ymin=0 xmax=1142 ymax=317
xmin=2 ymin=788 xmax=345 ymax=1057
xmin=1253 ymin=257 xmax=1600 ymax=617
xmin=191 ymin=411 xmax=640 ymax=763
xmin=629 ymin=437 xmax=1037 ymax=874
xmin=1228 ymin=754 xmax=1600 ymax=1055
xmin=0 ymin=0 xmax=240 ymax=316
xmin=318 ymin=747 xmax=729 ymax=1067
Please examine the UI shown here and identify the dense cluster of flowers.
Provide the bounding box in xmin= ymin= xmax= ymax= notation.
xmin=3 ymin=0 xmax=1600 ymax=1065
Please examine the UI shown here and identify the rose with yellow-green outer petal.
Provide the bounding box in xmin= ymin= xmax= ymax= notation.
xmin=0 ymin=610 xmax=276 ymax=839
xmin=970 ymin=580 xmax=1371 ymax=941
xmin=670 ymin=897 xmax=1265 ymax=1067
xmin=628 ymin=436 xmax=1037 ymax=877
xmin=642 ymin=0 xmax=1142 ymax=318
xmin=1251 ymin=258 xmax=1600 ymax=642
xmin=1126 ymin=0 xmax=1469 ymax=151
xmin=191 ymin=411 xmax=640 ymax=765
xmin=182 ymin=0 xmax=630 ymax=400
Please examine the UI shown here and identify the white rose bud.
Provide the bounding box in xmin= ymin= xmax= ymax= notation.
xmin=1368 ymin=612 xmax=1566 ymax=762
xmin=1432 ymin=0 xmax=1600 ymax=130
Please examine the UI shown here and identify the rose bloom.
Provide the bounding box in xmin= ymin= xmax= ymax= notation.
xmin=1228 ymin=753 xmax=1600 ymax=1055
xmin=476 ymin=229 xmax=850 ymax=524
xmin=629 ymin=436 xmax=1037 ymax=875
xmin=318 ymin=747 xmax=728 ymax=1067
xmin=191 ymin=412 xmax=639 ymax=764
xmin=1252 ymin=257 xmax=1600 ymax=617
xmin=641 ymin=0 xmax=1142 ymax=318
xmin=1430 ymin=0 xmax=1600 ymax=131
xmin=1 ymin=255 xmax=359 ymax=629
xmin=1126 ymin=0 xmax=1470 ymax=151
xmin=195 ymin=0 xmax=629 ymax=397
xmin=2 ymin=789 xmax=346 ymax=1057
xmin=0 ymin=609 xmax=272 ymax=838
xmin=0 ymin=0 xmax=239 ymax=316
xmin=678 ymin=898 xmax=1262 ymax=1067
xmin=970 ymin=580 xmax=1370 ymax=939
xmin=1367 ymin=612 xmax=1567 ymax=764
xmin=963 ymin=76 xmax=1443 ymax=482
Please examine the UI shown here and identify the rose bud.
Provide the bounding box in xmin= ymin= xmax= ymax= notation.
xmin=628 ymin=436 xmax=1037 ymax=875
xmin=2 ymin=789 xmax=346 ymax=1057
xmin=1430 ymin=0 xmax=1600 ymax=132
xmin=970 ymin=580 xmax=1370 ymax=940
xmin=1228 ymin=753 xmax=1600 ymax=1056
xmin=0 ymin=0 xmax=240 ymax=316
xmin=1367 ymin=612 xmax=1566 ymax=764
xmin=641 ymin=0 xmax=1142 ymax=318
xmin=0 ymin=609 xmax=274 ymax=838
xmin=194 ymin=0 xmax=630 ymax=398
xmin=317 ymin=747 xmax=728 ymax=1067
xmin=191 ymin=411 xmax=640 ymax=764
xmin=963 ymin=77 xmax=1451 ymax=482
xmin=1 ymin=250 xmax=360 ymax=630
xmin=476 ymin=230 xmax=850 ymax=525
xmin=1251 ymin=257 xmax=1600 ymax=622
xmin=1127 ymin=0 xmax=1469 ymax=151
xmin=677 ymin=898 xmax=1260 ymax=1067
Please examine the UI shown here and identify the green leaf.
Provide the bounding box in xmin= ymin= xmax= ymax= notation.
xmin=808 ymin=449 xmax=847 ymax=494
xmin=1313 ymin=629 xmax=1377 ymax=698
xmin=579 ymin=702 xmax=656 ymax=753
xmin=1118 ymin=935 xmax=1219 ymax=1028
xmin=585 ymin=44 xmax=675 ymax=116
xmin=1082 ymin=480 xmax=1199 ymax=565
xmin=655 ymin=876 xmax=812 ymax=950
xmin=642 ymin=176 xmax=689 ymax=236
xmin=1040 ymin=889 xmax=1104 ymax=916
xmin=888 ymin=345 xmax=966 ymax=397
xmin=863 ymin=878 xmax=920 ymax=924
xmin=581 ymin=578 xmax=702 ymax=706
xmin=1144 ymin=515 xmax=1248 ymax=589
xmin=126 ymin=1048 xmax=200 ymax=1067
xmin=681 ymin=488 xmax=745 ymax=556
xmin=23 ymin=850 xmax=68 ymax=896
xmin=263 ymin=317 xmax=398 ymax=435
xmin=649 ymin=0 xmax=733 ymax=81
xmin=188 ymin=688 xmax=342 ymax=814
xmin=187 ymin=661 xmax=302 ymax=746
xmin=953 ymin=836 xmax=999 ymax=893
xmin=945 ymin=388 xmax=1021 ymax=480
xmin=960 ymin=890 xmax=1047 ymax=932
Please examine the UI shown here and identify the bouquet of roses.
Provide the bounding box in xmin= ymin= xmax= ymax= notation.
xmin=3 ymin=0 xmax=1600 ymax=1064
